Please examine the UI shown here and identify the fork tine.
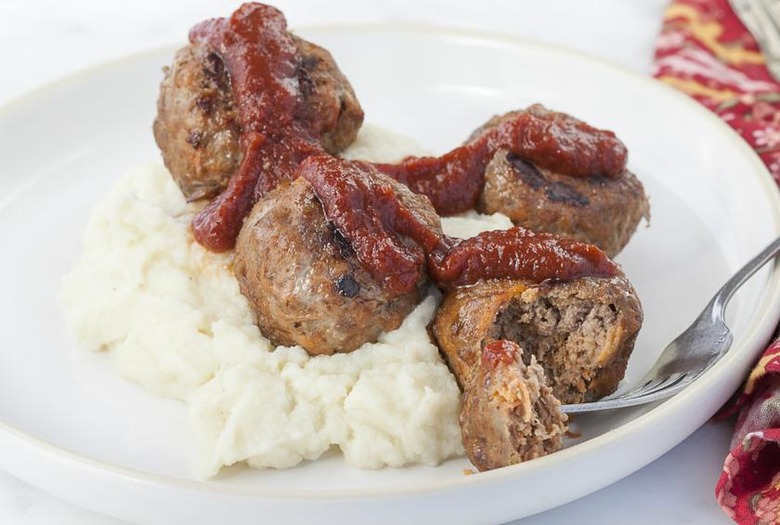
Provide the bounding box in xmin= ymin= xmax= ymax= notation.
xmin=618 ymin=373 xmax=688 ymax=400
xmin=597 ymin=374 xmax=681 ymax=404
xmin=560 ymin=374 xmax=696 ymax=414
xmin=621 ymin=377 xmax=671 ymax=398
xmin=564 ymin=236 xmax=780 ymax=414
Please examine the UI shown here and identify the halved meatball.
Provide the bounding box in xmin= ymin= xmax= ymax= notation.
xmin=233 ymin=173 xmax=438 ymax=355
xmin=460 ymin=339 xmax=568 ymax=471
xmin=153 ymin=36 xmax=364 ymax=202
xmin=433 ymin=274 xmax=641 ymax=469
xmin=433 ymin=275 xmax=643 ymax=405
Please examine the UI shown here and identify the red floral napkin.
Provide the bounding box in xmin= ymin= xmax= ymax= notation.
xmin=653 ymin=1 xmax=780 ymax=523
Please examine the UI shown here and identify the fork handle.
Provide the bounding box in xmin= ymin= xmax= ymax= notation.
xmin=710 ymin=236 xmax=780 ymax=319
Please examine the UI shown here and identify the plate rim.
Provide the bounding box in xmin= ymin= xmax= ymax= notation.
xmin=2 ymin=21 xmax=780 ymax=506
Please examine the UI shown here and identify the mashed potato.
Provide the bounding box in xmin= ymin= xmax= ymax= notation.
xmin=61 ymin=125 xmax=512 ymax=478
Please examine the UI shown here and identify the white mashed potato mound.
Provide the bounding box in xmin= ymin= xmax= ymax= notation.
xmin=61 ymin=125 xmax=513 ymax=479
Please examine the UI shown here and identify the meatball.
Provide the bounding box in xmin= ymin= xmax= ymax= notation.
xmin=153 ymin=44 xmax=242 ymax=201
xmin=292 ymin=35 xmax=364 ymax=154
xmin=153 ymin=36 xmax=364 ymax=202
xmin=479 ymin=150 xmax=649 ymax=257
xmin=234 ymin=173 xmax=437 ymax=355
xmin=473 ymin=106 xmax=650 ymax=257
xmin=460 ymin=340 xmax=568 ymax=471
xmin=432 ymin=274 xmax=641 ymax=470
xmin=433 ymin=275 xmax=643 ymax=405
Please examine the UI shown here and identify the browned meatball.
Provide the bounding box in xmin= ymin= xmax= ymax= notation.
xmin=479 ymin=150 xmax=649 ymax=257
xmin=433 ymin=275 xmax=643 ymax=405
xmin=460 ymin=340 xmax=567 ymax=471
xmin=153 ymin=44 xmax=242 ymax=201
xmin=433 ymin=274 xmax=641 ymax=470
xmin=473 ymin=107 xmax=650 ymax=257
xmin=233 ymin=173 xmax=439 ymax=355
xmin=291 ymin=35 xmax=364 ymax=154
xmin=153 ymin=36 xmax=364 ymax=202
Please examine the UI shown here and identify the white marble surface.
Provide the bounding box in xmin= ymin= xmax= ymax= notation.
xmin=0 ymin=1 xmax=737 ymax=523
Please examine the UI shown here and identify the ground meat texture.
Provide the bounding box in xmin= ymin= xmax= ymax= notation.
xmin=432 ymin=275 xmax=643 ymax=404
xmin=233 ymin=176 xmax=435 ymax=355
xmin=478 ymin=149 xmax=650 ymax=257
xmin=291 ymin=35 xmax=364 ymax=154
xmin=460 ymin=342 xmax=567 ymax=471
xmin=153 ymin=43 xmax=242 ymax=201
xmin=153 ymin=36 xmax=363 ymax=202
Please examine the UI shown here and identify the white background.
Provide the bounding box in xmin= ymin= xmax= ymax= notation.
xmin=0 ymin=1 xmax=738 ymax=523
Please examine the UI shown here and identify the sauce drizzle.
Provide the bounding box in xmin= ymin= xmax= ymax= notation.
xmin=186 ymin=3 xmax=627 ymax=251
xmin=482 ymin=340 xmax=520 ymax=370
xmin=301 ymin=156 xmax=618 ymax=295
xmin=375 ymin=110 xmax=627 ymax=215
xmin=189 ymin=3 xmax=319 ymax=251
xmin=184 ymin=3 xmax=621 ymax=291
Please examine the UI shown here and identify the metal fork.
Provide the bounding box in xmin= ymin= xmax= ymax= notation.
xmin=729 ymin=0 xmax=780 ymax=81
xmin=561 ymin=235 xmax=780 ymax=413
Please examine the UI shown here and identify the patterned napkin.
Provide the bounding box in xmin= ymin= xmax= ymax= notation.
xmin=653 ymin=1 xmax=780 ymax=523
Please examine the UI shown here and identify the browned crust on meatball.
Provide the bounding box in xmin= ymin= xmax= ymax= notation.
xmin=153 ymin=36 xmax=364 ymax=202
xmin=469 ymin=105 xmax=649 ymax=257
xmin=233 ymin=175 xmax=438 ymax=355
xmin=460 ymin=351 xmax=567 ymax=471
xmin=292 ymin=35 xmax=364 ymax=154
xmin=153 ymin=44 xmax=242 ymax=202
xmin=478 ymin=149 xmax=649 ymax=257
xmin=432 ymin=276 xmax=643 ymax=404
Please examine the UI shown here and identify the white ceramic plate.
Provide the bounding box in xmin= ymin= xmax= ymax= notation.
xmin=1 ymin=25 xmax=780 ymax=525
